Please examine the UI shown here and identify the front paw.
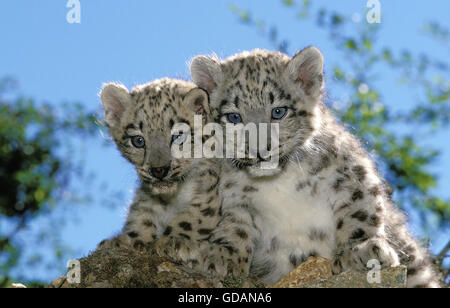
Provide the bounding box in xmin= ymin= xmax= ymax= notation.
xmin=154 ymin=236 xmax=200 ymax=263
xmin=198 ymin=246 xmax=250 ymax=278
xmin=333 ymin=238 xmax=399 ymax=273
xmin=97 ymin=234 xmax=147 ymax=251
xmin=97 ymin=236 xmax=125 ymax=250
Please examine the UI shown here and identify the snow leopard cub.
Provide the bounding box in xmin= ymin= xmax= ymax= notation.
xmin=98 ymin=78 xmax=221 ymax=264
xmin=190 ymin=47 xmax=440 ymax=287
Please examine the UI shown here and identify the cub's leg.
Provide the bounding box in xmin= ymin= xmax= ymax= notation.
xmin=97 ymin=193 xmax=168 ymax=251
xmin=154 ymin=161 xmax=221 ymax=263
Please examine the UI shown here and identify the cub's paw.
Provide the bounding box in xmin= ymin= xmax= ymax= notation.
xmin=97 ymin=234 xmax=147 ymax=251
xmin=198 ymin=245 xmax=250 ymax=278
xmin=154 ymin=236 xmax=200 ymax=263
xmin=97 ymin=236 xmax=125 ymax=250
xmin=352 ymin=238 xmax=400 ymax=270
xmin=333 ymin=238 xmax=399 ymax=273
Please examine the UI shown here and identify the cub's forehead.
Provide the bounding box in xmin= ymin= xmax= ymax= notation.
xmin=218 ymin=50 xmax=292 ymax=107
xmin=221 ymin=49 xmax=290 ymax=79
xmin=127 ymin=79 xmax=195 ymax=129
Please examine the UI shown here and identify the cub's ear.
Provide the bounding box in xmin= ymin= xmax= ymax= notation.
xmin=190 ymin=55 xmax=222 ymax=93
xmin=183 ymin=88 xmax=210 ymax=124
xmin=286 ymin=46 xmax=324 ymax=97
xmin=100 ymin=83 xmax=131 ymax=128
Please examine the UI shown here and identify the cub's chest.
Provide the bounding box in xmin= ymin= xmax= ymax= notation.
xmin=237 ymin=166 xmax=336 ymax=248
xmin=158 ymin=180 xmax=194 ymax=227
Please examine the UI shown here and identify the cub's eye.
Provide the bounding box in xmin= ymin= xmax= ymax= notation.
xmin=131 ymin=136 xmax=145 ymax=148
xmin=271 ymin=107 xmax=287 ymax=120
xmin=171 ymin=132 xmax=187 ymax=145
xmin=227 ymin=113 xmax=242 ymax=124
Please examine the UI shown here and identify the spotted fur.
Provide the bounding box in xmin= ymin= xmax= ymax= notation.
xmin=98 ymin=78 xmax=221 ymax=264
xmin=190 ymin=47 xmax=441 ymax=287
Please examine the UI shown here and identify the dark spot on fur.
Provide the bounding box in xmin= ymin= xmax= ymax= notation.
xmin=308 ymin=228 xmax=328 ymax=241
xmin=127 ymin=231 xmax=139 ymax=238
xmin=236 ymin=228 xmax=248 ymax=239
xmin=296 ymin=180 xmax=311 ymax=191
xmin=224 ymin=182 xmax=236 ymax=189
xmin=369 ymin=185 xmax=381 ymax=196
xmin=337 ymin=218 xmax=344 ymax=229
xmin=308 ymin=250 xmax=318 ymax=257
xmin=269 ymin=92 xmax=275 ymax=103
xmin=179 ymin=233 xmax=191 ymax=240
xmin=225 ymin=245 xmax=237 ymax=255
xmin=243 ymin=186 xmax=258 ymax=193
xmin=352 ymin=190 xmax=364 ymax=201
xmin=352 ymin=165 xmax=366 ymax=182
xmin=179 ymin=221 xmax=192 ymax=231
xmin=201 ymin=207 xmax=216 ymax=217
xmin=289 ymin=254 xmax=306 ymax=267
xmin=351 ymin=210 xmax=368 ymax=222
xmin=407 ymin=268 xmax=417 ymax=276
xmin=335 ymin=203 xmax=350 ymax=213
xmin=297 ymin=110 xmax=308 ymax=117
xmin=369 ymin=214 xmax=381 ymax=227
xmin=142 ymin=220 xmax=155 ymax=228
xmin=199 ymin=228 xmax=213 ymax=235
xmin=350 ymin=228 xmax=366 ymax=240
xmin=163 ymin=226 xmax=172 ymax=236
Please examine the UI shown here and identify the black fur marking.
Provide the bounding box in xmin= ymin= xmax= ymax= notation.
xmin=352 ymin=165 xmax=367 ymax=182
xmin=142 ymin=220 xmax=155 ymax=228
xmin=351 ymin=210 xmax=368 ymax=222
xmin=350 ymin=228 xmax=366 ymax=240
xmin=179 ymin=221 xmax=192 ymax=231
xmin=297 ymin=110 xmax=308 ymax=117
xmin=198 ymin=228 xmax=213 ymax=235
xmin=296 ymin=180 xmax=311 ymax=191
xmin=163 ymin=226 xmax=172 ymax=236
xmin=201 ymin=207 xmax=216 ymax=217
xmin=269 ymin=92 xmax=275 ymax=104
xmin=179 ymin=233 xmax=191 ymax=240
xmin=369 ymin=214 xmax=381 ymax=227
xmin=289 ymin=254 xmax=306 ymax=267
xmin=236 ymin=228 xmax=248 ymax=239
xmin=352 ymin=190 xmax=364 ymax=201
xmin=308 ymin=228 xmax=328 ymax=241
xmin=243 ymin=186 xmax=258 ymax=193
xmin=224 ymin=182 xmax=236 ymax=189
xmin=127 ymin=231 xmax=139 ymax=238
xmin=337 ymin=218 xmax=344 ymax=229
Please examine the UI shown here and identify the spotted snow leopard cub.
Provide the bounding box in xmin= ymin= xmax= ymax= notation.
xmin=98 ymin=78 xmax=221 ymax=263
xmin=190 ymin=47 xmax=440 ymax=287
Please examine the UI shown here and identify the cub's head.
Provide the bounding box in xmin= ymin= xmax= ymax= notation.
xmin=190 ymin=47 xmax=324 ymax=177
xmin=100 ymin=78 xmax=210 ymax=195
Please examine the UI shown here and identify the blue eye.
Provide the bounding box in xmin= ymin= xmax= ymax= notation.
xmin=131 ymin=136 xmax=145 ymax=148
xmin=227 ymin=113 xmax=242 ymax=124
xmin=172 ymin=132 xmax=187 ymax=145
xmin=271 ymin=107 xmax=287 ymax=120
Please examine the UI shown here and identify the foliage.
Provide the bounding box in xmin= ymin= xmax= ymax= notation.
xmin=0 ymin=77 xmax=102 ymax=287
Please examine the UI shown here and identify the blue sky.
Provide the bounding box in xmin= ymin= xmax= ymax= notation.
xmin=1 ymin=0 xmax=449 ymax=281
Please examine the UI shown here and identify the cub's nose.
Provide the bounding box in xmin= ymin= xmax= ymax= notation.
xmin=149 ymin=166 xmax=170 ymax=180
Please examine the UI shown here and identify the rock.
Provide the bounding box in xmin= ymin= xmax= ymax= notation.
xmin=270 ymin=257 xmax=407 ymax=288
xmin=304 ymin=265 xmax=407 ymax=288
xmin=269 ymin=257 xmax=333 ymax=288
xmin=48 ymin=244 xmax=263 ymax=288
xmin=48 ymin=247 xmax=407 ymax=288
